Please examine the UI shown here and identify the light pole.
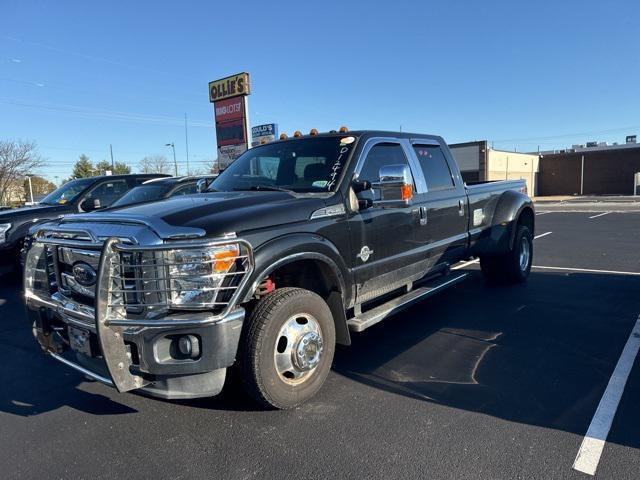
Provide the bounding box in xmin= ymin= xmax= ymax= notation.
xmin=165 ymin=142 xmax=178 ymax=176
xmin=26 ymin=174 xmax=34 ymax=204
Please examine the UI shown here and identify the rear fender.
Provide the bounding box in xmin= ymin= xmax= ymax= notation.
xmin=472 ymin=190 xmax=534 ymax=256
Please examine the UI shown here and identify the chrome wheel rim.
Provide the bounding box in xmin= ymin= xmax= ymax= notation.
xmin=519 ymin=237 xmax=531 ymax=271
xmin=273 ymin=313 xmax=324 ymax=385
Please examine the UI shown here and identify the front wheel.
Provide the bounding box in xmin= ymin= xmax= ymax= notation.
xmin=480 ymin=225 xmax=533 ymax=284
xmin=238 ymin=288 xmax=336 ymax=409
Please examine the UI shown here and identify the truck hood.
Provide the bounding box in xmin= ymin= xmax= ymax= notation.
xmin=64 ymin=191 xmax=328 ymax=238
xmin=0 ymin=204 xmax=68 ymax=224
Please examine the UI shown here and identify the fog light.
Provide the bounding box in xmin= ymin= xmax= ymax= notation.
xmin=177 ymin=335 xmax=200 ymax=358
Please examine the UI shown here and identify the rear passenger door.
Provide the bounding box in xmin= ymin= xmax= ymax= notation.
xmin=410 ymin=141 xmax=468 ymax=267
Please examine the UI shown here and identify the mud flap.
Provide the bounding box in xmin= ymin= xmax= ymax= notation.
xmin=96 ymin=237 xmax=149 ymax=392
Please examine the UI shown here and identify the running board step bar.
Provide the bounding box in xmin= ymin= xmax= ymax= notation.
xmin=347 ymin=273 xmax=469 ymax=333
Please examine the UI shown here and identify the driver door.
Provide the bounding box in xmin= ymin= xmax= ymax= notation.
xmin=348 ymin=140 xmax=425 ymax=304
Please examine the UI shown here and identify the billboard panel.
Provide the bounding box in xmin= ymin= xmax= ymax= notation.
xmin=251 ymin=123 xmax=278 ymax=146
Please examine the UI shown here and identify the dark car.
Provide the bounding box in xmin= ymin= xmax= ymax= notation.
xmin=1 ymin=173 xmax=167 ymax=270
xmin=109 ymin=175 xmax=218 ymax=209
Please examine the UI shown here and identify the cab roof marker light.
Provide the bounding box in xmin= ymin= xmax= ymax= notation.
xmin=339 ymin=126 xmax=349 ymax=133
xmin=293 ymin=131 xmax=302 ymax=138
xmin=309 ymin=128 xmax=318 ymax=136
xmin=279 ymin=133 xmax=288 ymax=140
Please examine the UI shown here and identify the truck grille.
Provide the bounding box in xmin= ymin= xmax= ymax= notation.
xmin=29 ymin=231 xmax=253 ymax=324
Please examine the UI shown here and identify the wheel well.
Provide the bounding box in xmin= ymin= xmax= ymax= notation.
xmin=268 ymin=259 xmax=350 ymax=346
xmin=269 ymin=259 xmax=339 ymax=298
xmin=517 ymin=207 xmax=534 ymax=234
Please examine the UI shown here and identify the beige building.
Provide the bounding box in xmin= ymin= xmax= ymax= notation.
xmin=449 ymin=141 xmax=540 ymax=195
xmin=486 ymin=149 xmax=539 ymax=196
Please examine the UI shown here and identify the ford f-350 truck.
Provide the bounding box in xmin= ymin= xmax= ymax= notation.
xmin=25 ymin=130 xmax=534 ymax=409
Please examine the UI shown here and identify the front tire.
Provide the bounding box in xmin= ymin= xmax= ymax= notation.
xmin=238 ymin=288 xmax=336 ymax=409
xmin=480 ymin=225 xmax=533 ymax=284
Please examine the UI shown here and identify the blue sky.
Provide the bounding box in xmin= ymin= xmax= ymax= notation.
xmin=1 ymin=0 xmax=639 ymax=182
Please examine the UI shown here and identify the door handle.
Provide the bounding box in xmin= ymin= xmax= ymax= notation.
xmin=458 ymin=200 xmax=465 ymax=216
xmin=419 ymin=206 xmax=428 ymax=225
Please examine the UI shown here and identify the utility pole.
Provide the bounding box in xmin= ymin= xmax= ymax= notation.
xmin=166 ymin=143 xmax=178 ymax=176
xmin=109 ymin=144 xmax=115 ymax=169
xmin=184 ymin=113 xmax=190 ymax=176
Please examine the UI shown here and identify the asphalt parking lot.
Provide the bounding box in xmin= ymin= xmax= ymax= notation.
xmin=1 ymin=204 xmax=639 ymax=479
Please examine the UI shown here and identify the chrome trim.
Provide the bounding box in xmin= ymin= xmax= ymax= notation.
xmin=107 ymin=306 xmax=245 ymax=328
xmin=49 ymin=353 xmax=115 ymax=386
xmin=310 ymin=203 xmax=346 ymax=220
xmin=96 ymin=237 xmax=149 ymax=392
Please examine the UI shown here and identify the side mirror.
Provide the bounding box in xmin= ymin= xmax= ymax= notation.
xmin=80 ymin=198 xmax=101 ymax=212
xmin=196 ymin=178 xmax=209 ymax=193
xmin=372 ymin=164 xmax=413 ymax=208
xmin=352 ymin=179 xmax=371 ymax=193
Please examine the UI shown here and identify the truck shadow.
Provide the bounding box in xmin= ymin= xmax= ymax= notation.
xmin=332 ymin=269 xmax=640 ymax=449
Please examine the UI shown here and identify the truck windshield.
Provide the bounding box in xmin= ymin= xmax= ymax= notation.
xmin=40 ymin=178 xmax=95 ymax=205
xmin=209 ymin=136 xmax=356 ymax=193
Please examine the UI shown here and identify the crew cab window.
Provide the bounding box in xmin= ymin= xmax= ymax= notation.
xmin=413 ymin=145 xmax=455 ymax=191
xmin=359 ymin=143 xmax=412 ymax=200
xmin=84 ymin=180 xmax=129 ymax=207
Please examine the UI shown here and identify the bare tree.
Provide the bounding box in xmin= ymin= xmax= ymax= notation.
xmin=0 ymin=140 xmax=45 ymax=204
xmin=139 ymin=155 xmax=171 ymax=174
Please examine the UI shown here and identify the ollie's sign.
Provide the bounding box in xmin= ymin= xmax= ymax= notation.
xmin=209 ymin=72 xmax=251 ymax=169
xmin=209 ymin=72 xmax=250 ymax=103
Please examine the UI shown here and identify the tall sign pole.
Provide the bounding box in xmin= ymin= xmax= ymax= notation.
xmin=208 ymin=72 xmax=251 ymax=171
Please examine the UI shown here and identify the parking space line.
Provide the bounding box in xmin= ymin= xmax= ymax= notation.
xmin=531 ymin=265 xmax=640 ymax=276
xmin=588 ymin=212 xmax=611 ymax=219
xmin=536 ymin=211 xmax=551 ymax=216
xmin=573 ymin=314 xmax=640 ymax=476
xmin=452 ymin=258 xmax=479 ymax=270
xmin=534 ymin=231 xmax=552 ymax=240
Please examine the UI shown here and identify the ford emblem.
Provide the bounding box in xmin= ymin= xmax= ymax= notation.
xmin=72 ymin=262 xmax=97 ymax=287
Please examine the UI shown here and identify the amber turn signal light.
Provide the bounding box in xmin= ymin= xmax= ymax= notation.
xmin=401 ymin=184 xmax=413 ymax=201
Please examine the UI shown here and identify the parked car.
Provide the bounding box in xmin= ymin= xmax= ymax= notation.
xmin=109 ymin=175 xmax=218 ymax=209
xmin=0 ymin=174 xmax=167 ymax=271
xmin=25 ymin=130 xmax=534 ymax=409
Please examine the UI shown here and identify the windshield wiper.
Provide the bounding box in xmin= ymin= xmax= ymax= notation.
xmin=232 ymin=185 xmax=293 ymax=193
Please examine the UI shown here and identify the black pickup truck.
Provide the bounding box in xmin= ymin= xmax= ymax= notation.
xmin=0 ymin=173 xmax=167 ymax=271
xmin=25 ymin=131 xmax=534 ymax=409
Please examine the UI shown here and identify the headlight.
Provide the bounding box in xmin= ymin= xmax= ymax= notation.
xmin=0 ymin=223 xmax=11 ymax=244
xmin=165 ymin=244 xmax=241 ymax=308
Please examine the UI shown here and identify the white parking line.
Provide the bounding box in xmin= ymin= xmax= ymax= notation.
xmin=573 ymin=314 xmax=640 ymax=476
xmin=536 ymin=211 xmax=551 ymax=216
xmin=531 ymin=265 xmax=640 ymax=276
xmin=588 ymin=211 xmax=611 ymax=219
xmin=452 ymin=258 xmax=479 ymax=270
xmin=534 ymin=231 xmax=552 ymax=240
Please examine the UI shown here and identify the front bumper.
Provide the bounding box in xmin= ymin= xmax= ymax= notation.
xmin=25 ymin=232 xmax=252 ymax=400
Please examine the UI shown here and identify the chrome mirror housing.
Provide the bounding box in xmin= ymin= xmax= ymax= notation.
xmin=372 ymin=164 xmax=413 ymax=208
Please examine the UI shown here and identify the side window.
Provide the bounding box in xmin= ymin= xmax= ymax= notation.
xmin=413 ymin=145 xmax=455 ymax=191
xmin=358 ymin=143 xmax=412 ymax=200
xmin=171 ymin=183 xmax=198 ymax=196
xmin=85 ymin=180 xmax=129 ymax=207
